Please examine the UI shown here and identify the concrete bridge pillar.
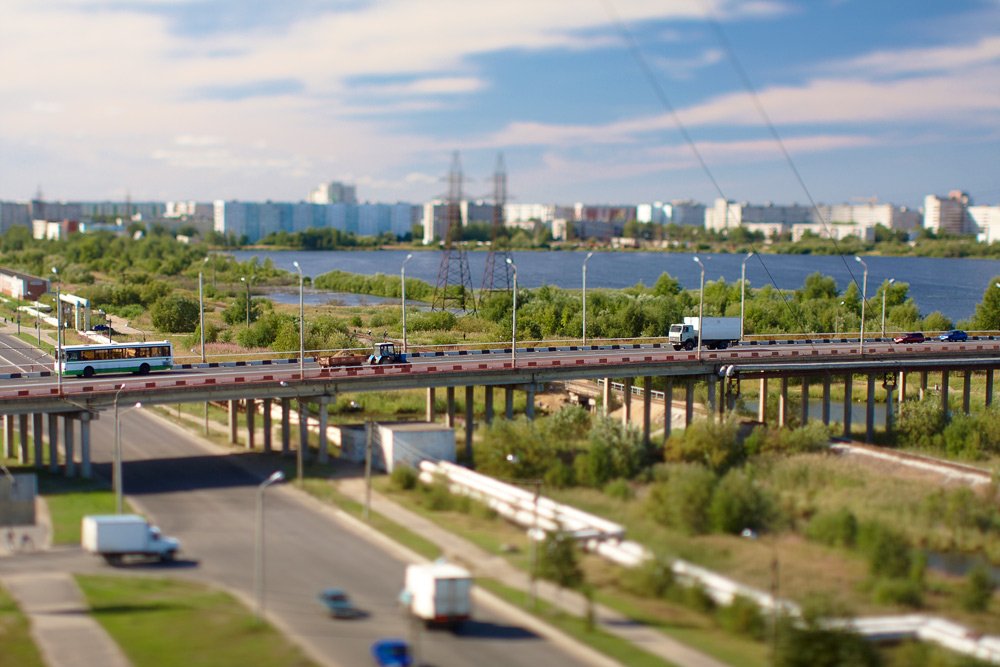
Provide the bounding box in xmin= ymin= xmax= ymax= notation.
xmin=865 ymin=374 xmax=876 ymax=443
xmin=707 ymin=376 xmax=716 ymax=418
xmin=642 ymin=377 xmax=652 ymax=447
xmin=465 ymin=386 xmax=474 ymax=461
xmin=32 ymin=414 xmax=44 ymax=469
xmin=18 ymin=414 xmax=28 ymax=464
xmin=940 ymin=370 xmax=950 ymax=415
xmin=602 ymin=378 xmax=611 ymax=417
xmin=484 ymin=386 xmax=494 ymax=425
xmin=622 ymin=378 xmax=632 ymax=426
xmin=842 ymin=374 xmax=853 ymax=439
xmin=262 ymin=398 xmax=273 ymax=453
xmin=228 ymin=401 xmax=238 ymax=445
xmin=317 ymin=396 xmax=329 ymax=464
xmin=446 ymin=387 xmax=456 ymax=428
xmin=47 ymin=413 xmax=59 ymax=473
xmin=663 ymin=378 xmax=673 ymax=442
xmin=525 ymin=385 xmax=535 ymax=420
xmin=3 ymin=415 xmax=14 ymax=459
xmin=79 ymin=412 xmax=92 ymax=479
xmin=505 ymin=387 xmax=514 ymax=419
xmin=821 ymin=376 xmax=831 ymax=426
xmin=800 ymin=378 xmax=809 ymax=427
xmin=280 ymin=398 xmax=291 ymax=456
xmin=919 ymin=372 xmax=927 ymax=400
xmin=684 ymin=379 xmax=694 ymax=428
xmin=987 ymin=370 xmax=995 ymax=408
xmin=298 ymin=400 xmax=310 ymax=462
xmin=898 ymin=372 xmax=907 ymax=406
xmin=962 ymin=371 xmax=972 ymax=415
xmin=246 ymin=399 xmax=256 ymax=450
xmin=777 ymin=377 xmax=789 ymax=427
xmin=63 ymin=414 xmax=75 ymax=478
xmin=426 ymin=388 xmax=435 ymax=422
xmin=757 ymin=378 xmax=768 ymax=423
xmin=885 ymin=381 xmax=895 ymax=433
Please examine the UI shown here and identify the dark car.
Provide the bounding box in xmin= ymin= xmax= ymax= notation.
xmin=318 ymin=587 xmax=361 ymax=619
xmin=938 ymin=329 xmax=968 ymax=342
xmin=371 ymin=639 xmax=412 ymax=667
xmin=893 ymin=332 xmax=925 ymax=344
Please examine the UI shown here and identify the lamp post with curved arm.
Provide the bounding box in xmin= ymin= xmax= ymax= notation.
xmin=693 ymin=256 xmax=705 ymax=359
xmin=506 ymin=258 xmax=517 ymax=367
xmin=740 ymin=252 xmax=753 ymax=341
xmin=401 ymin=254 xmax=413 ymax=353
xmin=855 ymin=256 xmax=868 ymax=345
xmin=254 ymin=470 xmax=285 ymax=620
xmin=51 ymin=267 xmax=61 ymax=393
xmin=113 ymin=384 xmax=142 ymax=515
xmin=881 ymin=277 xmax=895 ymax=339
xmin=240 ymin=276 xmax=251 ymax=327
xmin=293 ymin=261 xmax=304 ymax=376
xmin=199 ymin=258 xmax=208 ymax=363
xmin=582 ymin=252 xmax=594 ymax=345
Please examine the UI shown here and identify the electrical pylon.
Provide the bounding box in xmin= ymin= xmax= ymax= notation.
xmin=432 ymin=151 xmax=476 ymax=312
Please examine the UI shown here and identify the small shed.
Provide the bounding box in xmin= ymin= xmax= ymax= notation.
xmin=337 ymin=422 xmax=455 ymax=473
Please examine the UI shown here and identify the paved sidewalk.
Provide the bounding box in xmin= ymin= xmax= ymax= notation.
xmin=336 ymin=477 xmax=729 ymax=667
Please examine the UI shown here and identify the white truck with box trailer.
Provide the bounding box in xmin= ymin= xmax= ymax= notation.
xmin=669 ymin=316 xmax=741 ymax=351
xmin=81 ymin=514 xmax=180 ymax=564
xmin=399 ymin=561 xmax=472 ymax=628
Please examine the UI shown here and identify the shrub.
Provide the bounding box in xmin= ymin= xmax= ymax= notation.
xmin=858 ymin=522 xmax=912 ymax=579
xmin=717 ymin=594 xmax=766 ymax=639
xmin=390 ymin=464 xmax=418 ymax=491
xmin=895 ymin=398 xmax=946 ymax=450
xmin=709 ymin=468 xmax=774 ymax=535
xmin=872 ymin=578 xmax=923 ymax=608
xmin=408 ymin=310 xmax=457 ymax=332
xmin=959 ymin=564 xmax=994 ymax=612
xmin=422 ymin=475 xmax=455 ymax=511
xmin=806 ymin=509 xmax=858 ymax=548
xmin=150 ymin=295 xmax=200 ymax=332
xmin=603 ymin=478 xmax=634 ymax=501
xmin=619 ymin=558 xmax=675 ymax=599
xmin=768 ymin=422 xmax=831 ymax=455
xmin=678 ymin=581 xmax=716 ymax=613
xmin=665 ymin=417 xmax=743 ymax=473
xmin=647 ymin=464 xmax=717 ymax=534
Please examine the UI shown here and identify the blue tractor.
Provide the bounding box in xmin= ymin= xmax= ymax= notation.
xmin=368 ymin=342 xmax=408 ymax=365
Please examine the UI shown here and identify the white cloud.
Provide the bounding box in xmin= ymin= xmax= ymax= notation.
xmin=826 ymin=35 xmax=1000 ymax=77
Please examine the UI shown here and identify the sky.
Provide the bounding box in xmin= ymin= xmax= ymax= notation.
xmin=1 ymin=0 xmax=998 ymax=209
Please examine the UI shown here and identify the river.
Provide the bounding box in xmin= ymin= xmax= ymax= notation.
xmin=230 ymin=249 xmax=1000 ymax=323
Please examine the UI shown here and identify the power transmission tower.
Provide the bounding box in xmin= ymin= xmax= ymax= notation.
xmin=432 ymin=151 xmax=475 ymax=312
xmin=480 ymin=153 xmax=512 ymax=305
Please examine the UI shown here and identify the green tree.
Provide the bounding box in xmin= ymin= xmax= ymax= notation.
xmin=538 ymin=530 xmax=584 ymax=590
xmin=971 ymin=276 xmax=1000 ymax=330
xmin=150 ymin=295 xmax=200 ymax=333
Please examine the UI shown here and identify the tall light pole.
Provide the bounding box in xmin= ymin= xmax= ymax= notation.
xmin=506 ymin=454 xmax=541 ymax=608
xmin=506 ymin=258 xmax=517 ymax=367
xmin=693 ymin=256 xmax=705 ymax=359
xmin=113 ymin=384 xmax=142 ymax=515
xmin=280 ymin=381 xmax=303 ymax=484
xmin=254 ymin=470 xmax=285 ymax=620
xmin=199 ymin=258 xmax=207 ymax=363
xmin=855 ymin=256 xmax=868 ymax=345
xmin=240 ymin=276 xmax=250 ymax=327
xmin=293 ymin=261 xmax=304 ymax=376
xmin=881 ymin=277 xmax=895 ymax=339
xmin=740 ymin=252 xmax=753 ymax=341
xmin=51 ymin=267 xmax=61 ymax=393
xmin=582 ymin=252 xmax=594 ymax=346
xmin=401 ymin=253 xmax=413 ymax=353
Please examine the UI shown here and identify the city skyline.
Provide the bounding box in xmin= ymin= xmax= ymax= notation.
xmin=2 ymin=1 xmax=998 ymax=208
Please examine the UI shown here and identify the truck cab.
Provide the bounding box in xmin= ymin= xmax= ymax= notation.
xmin=368 ymin=342 xmax=408 ymax=365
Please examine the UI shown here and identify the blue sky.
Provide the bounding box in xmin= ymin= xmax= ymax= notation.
xmin=1 ymin=0 xmax=997 ymax=208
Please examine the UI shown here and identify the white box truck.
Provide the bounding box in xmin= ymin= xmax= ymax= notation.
xmin=669 ymin=316 xmax=741 ymax=351
xmin=81 ymin=514 xmax=180 ymax=564
xmin=399 ymin=562 xmax=472 ymax=628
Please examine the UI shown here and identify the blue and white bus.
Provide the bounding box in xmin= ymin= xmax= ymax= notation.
xmin=58 ymin=341 xmax=174 ymax=378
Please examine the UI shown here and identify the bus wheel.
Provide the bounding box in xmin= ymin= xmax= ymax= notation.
xmin=83 ymin=367 xmax=95 ymax=378
xmin=138 ymin=363 xmax=150 ymax=375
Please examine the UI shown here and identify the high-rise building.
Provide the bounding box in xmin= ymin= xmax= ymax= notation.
xmin=308 ymin=181 xmax=357 ymax=205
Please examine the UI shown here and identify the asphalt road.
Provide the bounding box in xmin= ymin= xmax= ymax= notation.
xmin=63 ymin=410 xmax=594 ymax=667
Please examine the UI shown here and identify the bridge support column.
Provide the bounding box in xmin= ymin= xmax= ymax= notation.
xmin=684 ymin=379 xmax=694 ymax=428
xmin=426 ymin=388 xmax=435 ymax=423
xmin=865 ymin=375 xmax=876 ymax=444
xmin=47 ymin=414 xmax=59 ymax=473
xmin=941 ymin=371 xmax=950 ymax=415
xmin=885 ymin=382 xmax=895 ymax=434
xmin=505 ymin=387 xmax=514 ymax=419
xmin=919 ymin=372 xmax=927 ymax=400
xmin=526 ymin=385 xmax=535 ymax=420
xmin=707 ymin=376 xmax=716 ymax=419
xmin=63 ymin=415 xmax=75 ymax=478
xmin=898 ymin=372 xmax=907 ymax=406
xmin=262 ymin=398 xmax=273 ymax=453
xmin=663 ymin=378 xmax=673 ymax=442
xmin=821 ymin=377 xmax=831 ymax=426
xmin=962 ymin=371 xmax=972 ymax=415
xmin=642 ymin=377 xmax=652 ymax=447
xmin=246 ymin=399 xmax=256 ymax=450
xmin=987 ymin=370 xmax=995 ymax=407
xmin=18 ymin=414 xmax=28 ymax=464
xmin=622 ymin=378 xmax=632 ymax=426
xmin=465 ymin=386 xmax=474 ymax=462
xmin=757 ymin=378 xmax=768 ymax=423
xmin=3 ymin=415 xmax=13 ymax=459
xmin=800 ymin=378 xmax=809 ymax=426
xmin=79 ymin=412 xmax=91 ymax=479
xmin=778 ymin=378 xmax=788 ymax=428
xmin=32 ymin=414 xmax=43 ymax=468
xmin=484 ymin=386 xmax=494 ymax=425
xmin=228 ymin=401 xmax=238 ymax=445
xmin=602 ymin=378 xmax=611 ymax=417
xmin=843 ymin=375 xmax=853 ymax=439
xmin=317 ymin=396 xmax=329 ymax=464
xmin=446 ymin=387 xmax=455 ymax=428
xmin=298 ymin=400 xmax=310 ymax=463
xmin=280 ymin=398 xmax=291 ymax=456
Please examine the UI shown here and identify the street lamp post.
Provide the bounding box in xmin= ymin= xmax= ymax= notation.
xmin=740 ymin=252 xmax=754 ymax=341
xmin=293 ymin=262 xmax=304 ymax=376
xmin=582 ymin=252 xmax=594 ymax=345
xmin=51 ymin=267 xmax=61 ymax=393
xmin=254 ymin=470 xmax=285 ymax=620
xmin=506 ymin=258 xmax=517 ymax=367
xmin=401 ymin=254 xmax=413 ymax=353
xmin=506 ymin=455 xmax=541 ymax=608
xmin=855 ymin=256 xmax=868 ymax=345
xmin=240 ymin=276 xmax=251 ymax=327
xmin=113 ymin=384 xmax=142 ymax=515
xmin=199 ymin=260 xmax=207 ymax=363
xmin=693 ymin=256 xmax=705 ymax=359
xmin=280 ymin=381 xmax=304 ymax=484
xmin=881 ymin=277 xmax=895 ymax=339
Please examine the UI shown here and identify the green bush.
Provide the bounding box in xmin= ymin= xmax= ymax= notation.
xmin=665 ymin=417 xmax=743 ymax=473
xmin=806 ymin=509 xmax=858 ymax=548
xmin=858 ymin=522 xmax=912 ymax=579
xmin=895 ymin=398 xmax=946 ymax=450
xmin=871 ymin=578 xmax=923 ymax=608
xmin=390 ymin=464 xmax=418 ymax=491
xmin=150 ymin=295 xmax=200 ymax=333
xmin=717 ymin=594 xmax=766 ymax=639
xmin=709 ymin=468 xmax=774 ymax=535
xmin=408 ymin=310 xmax=457 ymax=332
xmin=603 ymin=478 xmax=634 ymax=501
xmin=619 ymin=558 xmax=675 ymax=599
xmin=646 ymin=464 xmax=717 ymax=535
xmin=959 ymin=564 xmax=994 ymax=612
xmin=422 ymin=475 xmax=455 ymax=511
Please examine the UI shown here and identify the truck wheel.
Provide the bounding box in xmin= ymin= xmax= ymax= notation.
xmin=684 ymin=340 xmax=695 ymax=351
xmin=717 ymin=342 xmax=728 ymax=350
xmin=160 ymin=550 xmax=176 ymax=563
xmin=672 ymin=345 xmax=682 ymax=351
xmin=83 ymin=366 xmax=95 ymax=378
xmin=138 ymin=363 xmax=151 ymax=375
xmin=103 ymin=554 xmax=123 ymax=566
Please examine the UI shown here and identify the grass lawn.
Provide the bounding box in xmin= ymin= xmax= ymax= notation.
xmin=76 ymin=575 xmax=317 ymax=667
xmin=0 ymin=584 xmax=45 ymax=667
